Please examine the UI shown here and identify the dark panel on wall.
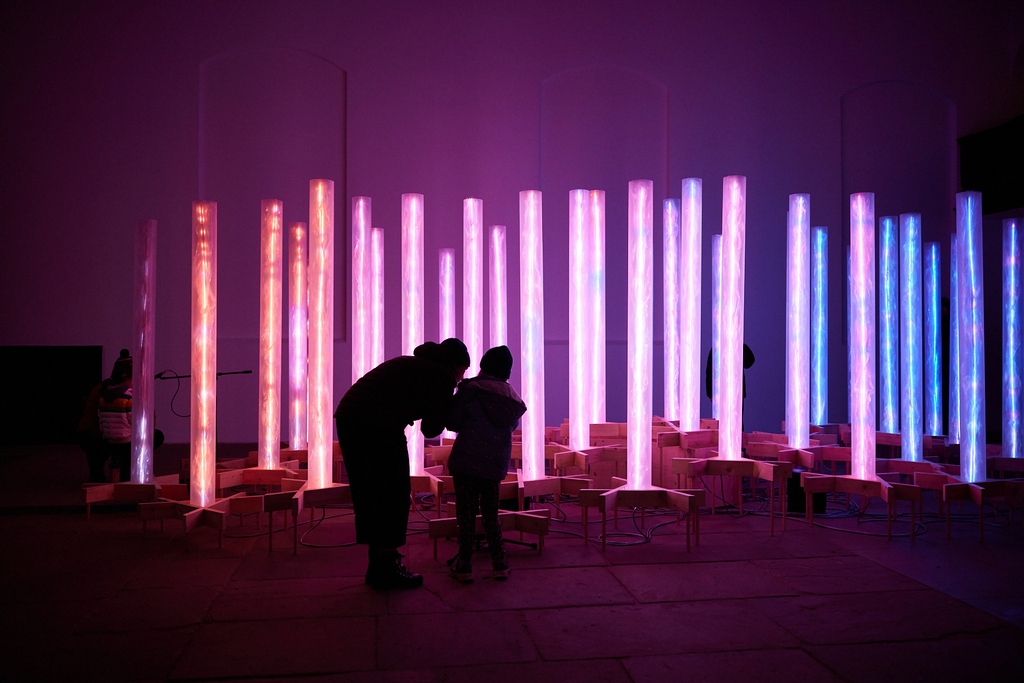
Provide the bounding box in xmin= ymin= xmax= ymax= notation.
xmin=959 ymin=116 xmax=1024 ymax=215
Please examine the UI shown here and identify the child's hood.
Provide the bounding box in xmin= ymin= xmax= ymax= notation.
xmin=466 ymin=377 xmax=527 ymax=428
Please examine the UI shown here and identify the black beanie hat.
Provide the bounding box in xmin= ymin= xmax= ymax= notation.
xmin=480 ymin=345 xmax=513 ymax=380
xmin=439 ymin=337 xmax=471 ymax=369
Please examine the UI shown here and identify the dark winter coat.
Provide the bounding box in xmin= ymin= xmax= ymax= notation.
xmin=447 ymin=376 xmax=527 ymax=481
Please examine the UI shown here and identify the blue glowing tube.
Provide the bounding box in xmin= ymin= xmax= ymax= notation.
xmin=1003 ymin=219 xmax=1021 ymax=458
xmin=900 ymin=214 xmax=923 ymax=461
xmin=956 ymin=192 xmax=986 ymax=482
xmin=811 ymin=227 xmax=828 ymax=426
xmin=923 ymin=242 xmax=942 ymax=436
xmin=879 ymin=216 xmax=899 ymax=433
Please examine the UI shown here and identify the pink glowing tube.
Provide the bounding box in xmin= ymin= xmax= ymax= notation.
xmin=957 ymin=192 xmax=986 ymax=482
xmin=878 ymin=216 xmax=899 ymax=434
xmin=351 ymin=196 xmax=371 ymax=383
xmin=949 ymin=235 xmax=960 ymax=443
xmin=811 ymin=226 xmax=828 ymax=426
xmin=786 ymin=194 xmax=810 ymax=449
xmin=588 ymin=190 xmax=607 ymax=426
xmin=1004 ymin=219 xmax=1021 ymax=458
xmin=627 ymin=180 xmax=654 ymax=488
xmin=191 ymin=201 xmax=217 ymax=506
xmin=520 ymin=190 xmax=546 ymax=481
xmin=370 ymin=227 xmax=384 ymax=369
xmin=489 ymin=225 xmax=507 ymax=347
xmin=711 ymin=234 xmax=722 ymax=419
xmin=850 ymin=193 xmax=876 ymax=480
xmin=570 ymin=189 xmax=591 ymax=449
xmin=719 ymin=177 xmax=747 ymax=460
xmin=288 ymin=222 xmax=308 ymax=450
xmin=439 ymin=248 xmax=456 ymax=340
xmin=464 ymin=198 xmax=483 ymax=377
xmin=680 ymin=179 xmax=702 ymax=431
xmin=900 ymin=213 xmax=923 ymax=461
xmin=662 ymin=198 xmax=681 ymax=423
xmin=258 ymin=200 xmax=283 ymax=470
xmin=132 ymin=219 xmax=157 ymax=484
xmin=307 ymin=180 xmax=334 ymax=490
xmin=403 ymin=193 xmax=425 ymax=474
xmin=923 ymin=242 xmax=942 ymax=436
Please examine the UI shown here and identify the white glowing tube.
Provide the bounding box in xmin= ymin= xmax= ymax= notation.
xmin=710 ymin=234 xmax=722 ymax=419
xmin=588 ymin=189 xmax=607 ymax=425
xmin=307 ymin=180 xmax=334 ymax=490
xmin=923 ymin=242 xmax=942 ymax=436
xmin=662 ymin=198 xmax=680 ymax=423
xmin=570 ymin=189 xmax=590 ymax=449
xmin=370 ymin=227 xmax=384 ymax=370
xmin=949 ymin=235 xmax=960 ymax=443
xmin=132 ymin=219 xmax=156 ymax=484
xmin=957 ymin=192 xmax=986 ymax=482
xmin=258 ymin=200 xmax=283 ymax=470
xmin=900 ymin=213 xmax=923 ymax=461
xmin=489 ymin=225 xmax=507 ymax=347
xmin=847 ymin=246 xmax=852 ymax=423
xmin=288 ymin=222 xmax=308 ymax=450
xmin=464 ymin=198 xmax=483 ymax=377
xmin=191 ymin=201 xmax=217 ymax=506
xmin=628 ymin=180 xmax=654 ymax=488
xmin=850 ymin=193 xmax=876 ymax=480
xmin=351 ymin=196 xmax=371 ymax=383
xmin=1004 ymin=219 xmax=1021 ymax=459
xmin=786 ymin=194 xmax=810 ymax=449
xmin=520 ymin=190 xmax=545 ymax=480
xmin=439 ymin=248 xmax=456 ymax=340
xmin=680 ymin=179 xmax=702 ymax=431
xmin=811 ymin=226 xmax=828 ymax=425
xmin=403 ymin=193 xmax=425 ymax=474
xmin=720 ymin=177 xmax=746 ymax=460
xmin=879 ymin=216 xmax=899 ymax=433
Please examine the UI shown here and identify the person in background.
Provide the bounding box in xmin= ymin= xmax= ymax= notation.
xmin=705 ymin=343 xmax=755 ymax=431
xmin=98 ymin=349 xmax=133 ymax=482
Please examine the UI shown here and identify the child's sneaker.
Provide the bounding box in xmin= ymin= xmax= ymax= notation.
xmin=449 ymin=558 xmax=473 ymax=583
xmin=492 ymin=559 xmax=511 ymax=580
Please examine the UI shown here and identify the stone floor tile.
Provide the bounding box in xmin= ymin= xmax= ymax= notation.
xmin=611 ymin=560 xmax=796 ymax=602
xmin=376 ymin=610 xmax=537 ymax=670
xmin=751 ymin=554 xmax=923 ymax=594
xmin=623 ymin=647 xmax=844 ymax=683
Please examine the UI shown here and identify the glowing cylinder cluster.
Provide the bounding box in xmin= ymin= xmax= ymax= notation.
xmin=1004 ymin=219 xmax=1021 ymax=458
xmin=680 ymin=179 xmax=702 ymax=431
xmin=900 ymin=213 xmax=923 ymax=461
xmin=786 ymin=194 xmax=810 ymax=448
xmin=520 ymin=190 xmax=546 ymax=480
xmin=307 ymin=181 xmax=334 ymax=490
xmin=949 ymin=235 xmax=960 ymax=444
xmin=288 ymin=222 xmax=308 ymax=450
xmin=957 ymin=192 xmax=986 ymax=482
xmin=850 ymin=193 xmax=876 ymax=480
xmin=711 ymin=234 xmax=722 ymax=419
xmin=627 ymin=180 xmax=654 ymax=488
xmin=370 ymin=227 xmax=384 ymax=369
xmin=719 ymin=176 xmax=746 ymax=460
xmin=132 ymin=219 xmax=157 ymax=484
xmin=923 ymin=242 xmax=942 ymax=436
xmin=403 ymin=193 xmax=425 ymax=474
xmin=489 ymin=225 xmax=507 ymax=347
xmin=661 ymin=198 xmax=681 ymax=422
xmin=190 ymin=201 xmax=217 ymax=507
xmin=351 ymin=197 xmax=371 ymax=383
xmin=879 ymin=216 xmax=899 ymax=433
xmin=258 ymin=200 xmax=283 ymax=470
xmin=811 ymin=226 xmax=828 ymax=425
xmin=464 ymin=198 xmax=483 ymax=376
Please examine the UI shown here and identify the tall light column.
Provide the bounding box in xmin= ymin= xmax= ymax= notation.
xmin=680 ymin=179 xmax=702 ymax=431
xmin=720 ymin=176 xmax=746 ymax=460
xmin=190 ymin=201 xmax=217 ymax=507
xmin=132 ymin=219 xmax=157 ymax=483
xmin=439 ymin=248 xmax=456 ymax=340
xmin=307 ymin=180 xmax=334 ymax=490
xmin=370 ymin=227 xmax=384 ymax=369
xmin=403 ymin=193 xmax=426 ymax=474
xmin=949 ymin=235 xmax=960 ymax=443
xmin=258 ymin=200 xmax=283 ymax=470
xmin=850 ymin=193 xmax=876 ymax=480
xmin=288 ymin=222 xmax=308 ymax=450
xmin=1004 ymin=218 xmax=1021 ymax=458
xmin=520 ymin=190 xmax=545 ymax=480
xmin=351 ymin=197 xmax=371 ymax=383
xmin=570 ymin=189 xmax=591 ymax=449
xmin=489 ymin=225 xmax=507 ymax=347
xmin=588 ymin=190 xmax=607 ymax=426
xmin=464 ymin=198 xmax=483 ymax=376
xmin=811 ymin=226 xmax=828 ymax=425
xmin=786 ymin=194 xmax=810 ymax=449
xmin=662 ymin=198 xmax=681 ymax=422
xmin=879 ymin=216 xmax=899 ymax=433
xmin=710 ymin=234 xmax=722 ymax=419
xmin=957 ymin=192 xmax=986 ymax=482
xmin=900 ymin=213 xmax=923 ymax=461
xmin=923 ymin=242 xmax=942 ymax=436
xmin=627 ymin=180 xmax=654 ymax=488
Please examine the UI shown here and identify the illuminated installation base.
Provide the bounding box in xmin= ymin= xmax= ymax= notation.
xmin=662 ymin=198 xmax=680 ymax=422
xmin=191 ymin=201 xmax=217 ymax=507
xmin=879 ymin=216 xmax=899 ymax=434
xmin=489 ymin=225 xmax=507 ymax=347
xmin=850 ymin=192 xmax=876 ymax=480
xmin=464 ymin=198 xmax=483 ymax=376
xmin=288 ymin=222 xmax=308 ymax=450
xmin=520 ymin=190 xmax=545 ymax=481
xmin=132 ymin=219 xmax=157 ymax=483
xmin=680 ymin=179 xmax=702 ymax=431
xmin=370 ymin=227 xmax=384 ymax=369
xmin=628 ymin=179 xmax=654 ymax=488
xmin=711 ymin=234 xmax=722 ymax=419
xmin=900 ymin=213 xmax=922 ymax=461
xmin=949 ymin=235 xmax=960 ymax=443
xmin=258 ymin=200 xmax=283 ymax=470
xmin=1005 ymin=218 xmax=1021 ymax=459
xmin=811 ymin=226 xmax=828 ymax=425
xmin=923 ymin=242 xmax=942 ymax=436
xmin=307 ymin=180 xmax=334 ymax=490
xmin=786 ymin=194 xmax=810 ymax=449
xmin=403 ymin=193 xmax=426 ymax=474
xmin=351 ymin=196 xmax=371 ymax=383
xmin=719 ymin=176 xmax=746 ymax=460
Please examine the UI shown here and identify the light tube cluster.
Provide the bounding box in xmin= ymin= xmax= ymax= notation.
xmin=370 ymin=227 xmax=384 ymax=369
xmin=662 ymin=198 xmax=681 ymax=422
xmin=923 ymin=242 xmax=942 ymax=436
xmin=957 ymin=192 xmax=986 ymax=482
xmin=288 ymin=222 xmax=308 ymax=450
xmin=351 ymin=196 xmax=371 ymax=383
xmin=132 ymin=219 xmax=157 ymax=483
xmin=190 ymin=201 xmax=217 ymax=506
xmin=850 ymin=193 xmax=876 ymax=480
xmin=520 ymin=190 xmax=546 ymax=480
xmin=627 ymin=179 xmax=654 ymax=488
xmin=879 ymin=216 xmax=899 ymax=433
xmin=489 ymin=225 xmax=507 ymax=347
xmin=1004 ymin=218 xmax=1021 ymax=458
xmin=719 ymin=176 xmax=747 ymax=460
xmin=258 ymin=200 xmax=283 ymax=470
xmin=900 ymin=213 xmax=923 ymax=461
xmin=680 ymin=179 xmax=702 ymax=431
xmin=464 ymin=198 xmax=483 ymax=376
xmin=307 ymin=180 xmax=334 ymax=490
xmin=402 ymin=193 xmax=425 ymax=474
xmin=949 ymin=235 xmax=960 ymax=444
xmin=711 ymin=234 xmax=722 ymax=419
xmin=786 ymin=194 xmax=810 ymax=449
xmin=811 ymin=226 xmax=828 ymax=425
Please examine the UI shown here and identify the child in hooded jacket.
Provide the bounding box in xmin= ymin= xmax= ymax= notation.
xmin=447 ymin=345 xmax=527 ymax=582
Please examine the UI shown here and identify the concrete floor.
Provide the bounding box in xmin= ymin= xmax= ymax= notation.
xmin=2 ymin=444 xmax=1023 ymax=682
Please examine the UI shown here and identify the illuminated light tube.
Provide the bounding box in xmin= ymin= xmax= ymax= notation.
xmin=439 ymin=247 xmax=456 ymax=440
xmin=132 ymin=219 xmax=157 ymax=484
xmin=288 ymin=222 xmax=308 ymax=450
xmin=570 ymin=189 xmax=590 ymax=449
xmin=464 ymin=198 xmax=483 ymax=376
xmin=258 ymin=200 xmax=283 ymax=470
xmin=351 ymin=196 xmax=371 ymax=383
xmin=1005 ymin=219 xmax=1021 ymax=458
xmin=811 ymin=226 xmax=828 ymax=425
xmin=662 ymin=198 xmax=680 ymax=422
xmin=923 ymin=242 xmax=942 ymax=436
xmin=489 ymin=225 xmax=507 ymax=347
xmin=588 ymin=189 xmax=607 ymax=426
xmin=847 ymin=246 xmax=853 ymax=423
xmin=628 ymin=179 xmax=654 ymax=488
xmin=850 ymin=193 xmax=877 ymax=480
xmin=786 ymin=194 xmax=810 ymax=449
xmin=957 ymin=192 xmax=986 ymax=482
xmin=191 ymin=201 xmax=217 ymax=507
xmin=720 ymin=176 xmax=746 ymax=460
xmin=403 ymin=193 xmax=425 ymax=474
xmin=949 ymin=235 xmax=960 ymax=443
xmin=680 ymin=179 xmax=702 ymax=431
xmin=520 ymin=190 xmax=545 ymax=481
xmin=900 ymin=213 xmax=923 ymax=461
xmin=711 ymin=234 xmax=722 ymax=419
xmin=370 ymin=227 xmax=384 ymax=369
xmin=307 ymin=180 xmax=334 ymax=490
xmin=879 ymin=216 xmax=899 ymax=433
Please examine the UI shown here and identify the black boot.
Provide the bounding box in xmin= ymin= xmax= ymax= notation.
xmin=365 ymin=548 xmax=423 ymax=590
